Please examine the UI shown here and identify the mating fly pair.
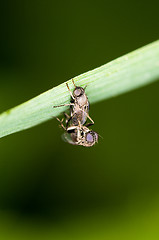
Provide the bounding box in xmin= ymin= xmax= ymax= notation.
xmin=53 ymin=79 xmax=98 ymax=147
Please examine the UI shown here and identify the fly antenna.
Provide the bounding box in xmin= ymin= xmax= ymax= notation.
xmin=72 ymin=78 xmax=76 ymax=88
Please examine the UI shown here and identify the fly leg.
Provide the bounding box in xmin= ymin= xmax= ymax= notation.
xmin=86 ymin=113 xmax=94 ymax=125
xmin=64 ymin=112 xmax=72 ymax=128
xmin=64 ymin=112 xmax=70 ymax=120
xmin=56 ymin=118 xmax=66 ymax=131
xmin=53 ymin=103 xmax=74 ymax=108
xmin=85 ymin=122 xmax=94 ymax=127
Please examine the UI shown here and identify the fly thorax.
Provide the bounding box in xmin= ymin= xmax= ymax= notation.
xmin=77 ymin=95 xmax=88 ymax=107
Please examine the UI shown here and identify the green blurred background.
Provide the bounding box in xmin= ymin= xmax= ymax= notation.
xmin=0 ymin=0 xmax=159 ymax=239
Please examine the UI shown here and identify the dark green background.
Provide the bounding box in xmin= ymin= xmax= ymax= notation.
xmin=0 ymin=1 xmax=159 ymax=239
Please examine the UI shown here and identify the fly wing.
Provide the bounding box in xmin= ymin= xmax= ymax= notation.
xmin=61 ymin=133 xmax=77 ymax=145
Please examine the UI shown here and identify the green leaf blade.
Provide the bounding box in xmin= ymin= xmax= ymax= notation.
xmin=0 ymin=40 xmax=159 ymax=139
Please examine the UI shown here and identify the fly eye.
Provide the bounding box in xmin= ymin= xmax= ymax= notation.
xmin=74 ymin=88 xmax=82 ymax=97
xmin=86 ymin=132 xmax=94 ymax=143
